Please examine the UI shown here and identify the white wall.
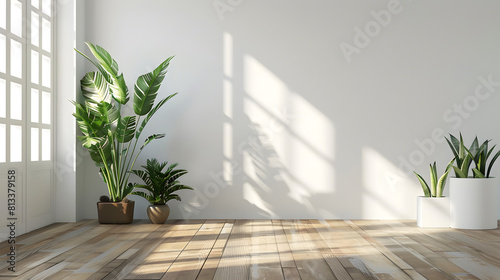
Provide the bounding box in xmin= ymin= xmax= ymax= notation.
xmin=55 ymin=0 xmax=87 ymax=222
xmin=78 ymin=0 xmax=500 ymax=219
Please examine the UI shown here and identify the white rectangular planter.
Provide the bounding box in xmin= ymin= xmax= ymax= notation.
xmin=450 ymin=177 xmax=498 ymax=229
xmin=417 ymin=196 xmax=450 ymax=228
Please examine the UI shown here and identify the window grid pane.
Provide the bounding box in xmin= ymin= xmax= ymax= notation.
xmin=0 ymin=0 xmax=6 ymax=30
xmin=41 ymin=0 xmax=50 ymax=16
xmin=41 ymin=54 xmax=50 ymax=87
xmin=10 ymin=124 xmax=21 ymax=162
xmin=2 ymin=0 xmax=54 ymax=165
xmin=31 ymin=11 xmax=39 ymax=46
xmin=41 ymin=90 xmax=49 ymax=124
xmin=10 ymin=0 xmax=22 ymax=37
xmin=31 ymin=50 xmax=39 ymax=84
xmin=10 ymin=81 xmax=22 ymax=120
xmin=41 ymin=17 xmax=50 ymax=52
xmin=0 ymin=34 xmax=6 ymax=73
xmin=0 ymin=78 xmax=5 ymax=118
xmin=31 ymin=127 xmax=38 ymax=161
xmin=41 ymin=128 xmax=49 ymax=161
xmin=31 ymin=88 xmax=39 ymax=122
xmin=10 ymin=39 xmax=22 ymax=78
xmin=0 ymin=124 xmax=5 ymax=162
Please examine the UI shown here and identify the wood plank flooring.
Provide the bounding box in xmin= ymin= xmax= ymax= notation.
xmin=0 ymin=219 xmax=499 ymax=279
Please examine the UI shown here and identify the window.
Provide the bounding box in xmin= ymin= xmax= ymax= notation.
xmin=0 ymin=0 xmax=54 ymax=164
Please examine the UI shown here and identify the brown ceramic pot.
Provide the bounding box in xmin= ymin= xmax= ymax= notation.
xmin=147 ymin=204 xmax=170 ymax=224
xmin=97 ymin=201 xmax=135 ymax=224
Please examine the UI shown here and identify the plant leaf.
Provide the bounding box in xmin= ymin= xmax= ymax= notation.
xmin=487 ymin=149 xmax=500 ymax=178
xmin=133 ymin=56 xmax=174 ymax=116
xmin=472 ymin=168 xmax=486 ymax=178
xmin=437 ymin=168 xmax=451 ymax=197
xmin=460 ymin=153 xmax=472 ymax=178
xmin=136 ymin=93 xmax=177 ymax=139
xmin=452 ymin=166 xmax=467 ymax=178
xmin=469 ymin=136 xmax=480 ymax=162
xmin=81 ymin=71 xmax=110 ymax=103
xmin=140 ymin=134 xmax=165 ymax=150
xmin=116 ymin=116 xmax=136 ymax=143
xmin=414 ymin=171 xmax=431 ymax=197
xmin=445 ymin=158 xmax=455 ymax=172
xmin=85 ymin=42 xmax=129 ymax=104
xmin=450 ymin=133 xmax=460 ymax=151
xmin=430 ymin=162 xmax=437 ymax=197
xmin=459 ymin=133 xmax=465 ymax=160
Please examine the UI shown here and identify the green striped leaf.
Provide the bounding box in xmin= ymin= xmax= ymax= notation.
xmin=116 ymin=116 xmax=136 ymax=143
xmin=133 ymin=56 xmax=174 ymax=116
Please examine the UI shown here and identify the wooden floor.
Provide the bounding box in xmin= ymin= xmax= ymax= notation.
xmin=1 ymin=220 xmax=500 ymax=279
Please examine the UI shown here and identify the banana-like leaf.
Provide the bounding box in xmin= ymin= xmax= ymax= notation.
xmin=133 ymin=56 xmax=174 ymax=116
xmin=140 ymin=134 xmax=165 ymax=150
xmin=77 ymin=135 xmax=102 ymax=148
xmin=136 ymin=93 xmax=177 ymax=139
xmin=81 ymin=71 xmax=110 ymax=103
xmin=85 ymin=136 xmax=112 ymax=167
xmin=75 ymin=48 xmax=112 ymax=84
xmin=72 ymin=101 xmax=101 ymax=137
xmin=414 ymin=172 xmax=431 ymax=197
xmin=85 ymin=42 xmax=129 ymax=104
xmin=116 ymin=116 xmax=136 ymax=143
xmin=73 ymin=43 xmax=178 ymax=202
xmin=122 ymin=183 xmax=135 ymax=199
xmin=89 ymin=149 xmax=106 ymax=167
xmin=88 ymin=101 xmax=119 ymax=131
xmin=110 ymin=73 xmax=130 ymax=104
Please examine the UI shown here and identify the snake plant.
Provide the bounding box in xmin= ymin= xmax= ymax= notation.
xmin=445 ymin=133 xmax=472 ymax=178
xmin=72 ymin=42 xmax=177 ymax=202
xmin=414 ymin=159 xmax=454 ymax=197
xmin=131 ymin=158 xmax=193 ymax=205
xmin=446 ymin=133 xmax=500 ymax=178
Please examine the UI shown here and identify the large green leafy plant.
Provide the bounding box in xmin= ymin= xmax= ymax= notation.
xmin=445 ymin=133 xmax=500 ymax=178
xmin=414 ymin=160 xmax=454 ymax=197
xmin=73 ymin=42 xmax=177 ymax=202
xmin=131 ymin=158 xmax=193 ymax=205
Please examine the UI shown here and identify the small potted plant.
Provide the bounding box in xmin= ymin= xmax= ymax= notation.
xmin=414 ymin=160 xmax=453 ymax=227
xmin=131 ymin=158 xmax=193 ymax=224
xmin=445 ymin=133 xmax=500 ymax=229
xmin=72 ymin=42 xmax=178 ymax=223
